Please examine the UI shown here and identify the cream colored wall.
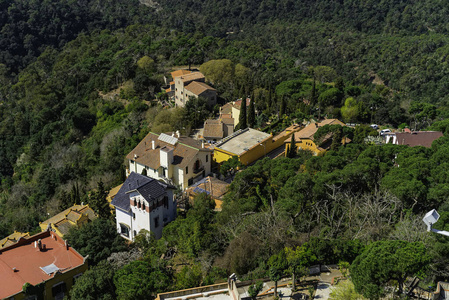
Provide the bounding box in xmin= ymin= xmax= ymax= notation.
xmin=231 ymin=106 xmax=240 ymax=127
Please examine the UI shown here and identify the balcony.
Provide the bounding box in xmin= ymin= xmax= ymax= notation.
xmin=193 ymin=166 xmax=204 ymax=174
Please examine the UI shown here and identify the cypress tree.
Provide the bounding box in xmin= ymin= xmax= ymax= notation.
xmin=248 ymin=96 xmax=255 ymax=128
xmin=280 ymin=96 xmax=286 ymax=117
xmin=239 ymin=97 xmax=247 ymax=129
xmin=287 ymin=134 xmax=297 ymax=158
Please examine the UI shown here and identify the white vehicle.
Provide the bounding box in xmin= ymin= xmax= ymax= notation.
xmin=380 ymin=129 xmax=392 ymax=135
xmin=370 ymin=124 xmax=379 ymax=129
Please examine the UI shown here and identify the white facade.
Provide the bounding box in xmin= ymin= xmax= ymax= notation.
xmin=128 ymin=151 xmax=211 ymax=190
xmin=115 ymin=186 xmax=175 ymax=241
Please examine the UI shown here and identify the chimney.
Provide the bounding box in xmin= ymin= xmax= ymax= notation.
xmin=176 ymin=130 xmax=180 ymax=138
xmin=202 ymin=141 xmax=205 ymax=148
xmin=65 ymin=240 xmax=68 ymax=250
xmin=315 ymin=123 xmax=318 ymax=128
xmin=152 ymin=140 xmax=155 ymax=150
xmin=38 ymin=239 xmax=42 ymax=251
xmin=172 ymin=132 xmax=175 ymax=137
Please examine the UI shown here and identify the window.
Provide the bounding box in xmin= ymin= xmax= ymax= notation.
xmin=52 ymin=282 xmax=67 ymax=300
xmin=133 ymin=230 xmax=137 ymax=237
xmin=137 ymin=201 xmax=141 ymax=209
xmin=186 ymin=166 xmax=188 ymax=174
xmin=133 ymin=212 xmax=136 ymax=219
xmin=120 ymin=224 xmax=129 ymax=237
xmin=164 ymin=196 xmax=168 ymax=208
xmin=142 ymin=202 xmax=146 ymax=211
xmin=154 ymin=216 xmax=160 ymax=228
xmin=206 ymin=155 xmax=208 ymax=162
xmin=130 ymin=160 xmax=134 ymax=164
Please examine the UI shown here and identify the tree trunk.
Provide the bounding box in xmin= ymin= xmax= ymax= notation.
xmin=274 ymin=281 xmax=278 ymax=298
xmin=292 ymin=272 xmax=296 ymax=292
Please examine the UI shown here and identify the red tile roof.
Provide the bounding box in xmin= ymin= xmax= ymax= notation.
xmin=395 ymin=131 xmax=443 ymax=148
xmin=0 ymin=230 xmax=86 ymax=298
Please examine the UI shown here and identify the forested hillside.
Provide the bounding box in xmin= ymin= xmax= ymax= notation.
xmin=2 ymin=0 xmax=449 ymax=298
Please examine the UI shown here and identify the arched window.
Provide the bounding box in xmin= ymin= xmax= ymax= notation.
xmin=137 ymin=201 xmax=141 ymax=209
xmin=142 ymin=202 xmax=146 ymax=211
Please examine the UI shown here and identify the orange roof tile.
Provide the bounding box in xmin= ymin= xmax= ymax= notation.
xmin=203 ymin=119 xmax=224 ymax=139
xmin=185 ymin=81 xmax=216 ymax=96
xmin=187 ymin=176 xmax=230 ymax=200
xmin=171 ymin=69 xmax=191 ymax=79
xmin=176 ymin=72 xmax=205 ymax=83
xmin=0 ymin=230 xmax=86 ymax=299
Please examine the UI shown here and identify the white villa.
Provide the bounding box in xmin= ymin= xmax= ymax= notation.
xmin=111 ymin=172 xmax=176 ymax=240
xmin=126 ymin=132 xmax=212 ymax=190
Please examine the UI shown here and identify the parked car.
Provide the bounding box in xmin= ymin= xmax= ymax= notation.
xmin=370 ymin=124 xmax=379 ymax=129
xmin=380 ymin=129 xmax=392 ymax=135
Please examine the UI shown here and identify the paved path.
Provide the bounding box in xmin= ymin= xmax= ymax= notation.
xmin=313 ymin=282 xmax=331 ymax=299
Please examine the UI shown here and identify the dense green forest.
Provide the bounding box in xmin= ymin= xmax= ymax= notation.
xmin=2 ymin=0 xmax=449 ymax=298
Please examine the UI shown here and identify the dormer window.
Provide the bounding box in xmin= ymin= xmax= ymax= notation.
xmin=133 ymin=199 xmax=137 ymax=206
xmin=137 ymin=201 xmax=141 ymax=209
xmin=142 ymin=203 xmax=146 ymax=211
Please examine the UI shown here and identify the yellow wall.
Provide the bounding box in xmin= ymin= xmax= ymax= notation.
xmin=43 ymin=263 xmax=88 ymax=299
xmin=12 ymin=263 xmax=88 ymax=300
xmin=285 ymin=139 xmax=322 ymax=156
xmin=215 ymin=129 xmax=297 ymax=166
xmin=213 ymin=148 xmax=235 ymax=164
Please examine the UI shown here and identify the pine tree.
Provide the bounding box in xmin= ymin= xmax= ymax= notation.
xmin=248 ymin=96 xmax=255 ymax=128
xmin=239 ymin=97 xmax=247 ymax=129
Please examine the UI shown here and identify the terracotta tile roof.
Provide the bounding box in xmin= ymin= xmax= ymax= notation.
xmin=203 ymin=119 xmax=224 ymax=139
xmin=40 ymin=204 xmax=97 ymax=236
xmin=220 ymin=103 xmax=233 ymax=115
xmin=185 ymin=81 xmax=216 ymax=96
xmin=395 ymin=131 xmax=443 ymax=148
xmin=175 ymin=72 xmax=205 ymax=83
xmin=0 ymin=232 xmax=29 ymax=249
xmin=232 ymin=98 xmax=251 ymax=109
xmin=221 ymin=117 xmax=234 ymax=125
xmin=287 ymin=119 xmax=345 ymax=141
xmin=53 ymin=220 xmax=74 ymax=236
xmin=126 ymin=132 xmax=211 ymax=170
xmin=171 ymin=69 xmax=191 ymax=79
xmin=187 ymin=176 xmax=230 ymax=200
xmin=0 ymin=230 xmax=86 ymax=299
xmin=107 ymin=184 xmax=123 ymax=203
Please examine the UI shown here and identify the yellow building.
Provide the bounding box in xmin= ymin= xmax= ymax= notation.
xmin=0 ymin=231 xmax=30 ymax=249
xmin=0 ymin=229 xmax=88 ymax=300
xmin=40 ymin=204 xmax=97 ymax=238
xmin=214 ymin=124 xmax=302 ymax=166
xmin=107 ymin=183 xmax=123 ymax=212
xmin=285 ymin=119 xmax=346 ymax=156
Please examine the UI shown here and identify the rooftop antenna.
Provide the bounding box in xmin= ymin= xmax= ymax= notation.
xmin=423 ymin=209 xmax=449 ymax=237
